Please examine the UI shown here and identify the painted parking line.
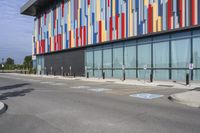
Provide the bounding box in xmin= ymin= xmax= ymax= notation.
xmin=71 ymin=86 xmax=91 ymax=89
xmin=50 ymin=83 xmax=65 ymax=86
xmin=88 ymin=88 xmax=112 ymax=92
xmin=130 ymin=93 xmax=164 ymax=100
xmin=40 ymin=81 xmax=53 ymax=84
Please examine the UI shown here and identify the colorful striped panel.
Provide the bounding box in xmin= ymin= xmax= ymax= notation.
xmin=33 ymin=0 xmax=200 ymax=54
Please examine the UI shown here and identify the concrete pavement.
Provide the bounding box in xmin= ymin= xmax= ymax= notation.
xmin=7 ymin=73 xmax=200 ymax=90
xmin=0 ymin=73 xmax=200 ymax=133
xmin=169 ymin=89 xmax=200 ymax=108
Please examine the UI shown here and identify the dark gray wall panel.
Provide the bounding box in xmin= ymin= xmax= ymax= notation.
xmin=43 ymin=49 xmax=85 ymax=76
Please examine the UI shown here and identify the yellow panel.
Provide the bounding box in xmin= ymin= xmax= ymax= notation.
xmin=129 ymin=0 xmax=133 ymax=36
xmin=112 ymin=0 xmax=115 ymax=17
xmin=153 ymin=3 xmax=158 ymax=32
xmin=68 ymin=2 xmax=71 ymax=30
xmin=157 ymin=16 xmax=162 ymax=32
xmin=96 ymin=0 xmax=100 ymax=21
xmin=144 ymin=0 xmax=149 ymax=6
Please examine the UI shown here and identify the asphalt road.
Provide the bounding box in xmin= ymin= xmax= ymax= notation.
xmin=0 ymin=73 xmax=199 ymax=133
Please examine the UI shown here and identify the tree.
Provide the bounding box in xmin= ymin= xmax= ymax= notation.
xmin=5 ymin=57 xmax=14 ymax=65
xmin=23 ymin=56 xmax=32 ymax=70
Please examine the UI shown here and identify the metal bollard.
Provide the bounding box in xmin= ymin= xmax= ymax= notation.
xmin=74 ymin=73 xmax=76 ymax=78
xmin=150 ymin=73 xmax=153 ymax=83
xmin=40 ymin=71 xmax=41 ymax=75
xmin=87 ymin=72 xmax=89 ymax=78
xmin=102 ymin=72 xmax=105 ymax=79
xmin=46 ymin=72 xmax=48 ymax=76
xmin=186 ymin=73 xmax=189 ymax=85
xmin=54 ymin=72 xmax=56 ymax=76
xmin=123 ymin=71 xmax=126 ymax=81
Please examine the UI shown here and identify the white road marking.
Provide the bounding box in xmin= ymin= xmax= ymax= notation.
xmin=40 ymin=82 xmax=52 ymax=84
xmin=71 ymin=86 xmax=90 ymax=89
xmin=130 ymin=93 xmax=164 ymax=100
xmin=88 ymin=88 xmax=112 ymax=92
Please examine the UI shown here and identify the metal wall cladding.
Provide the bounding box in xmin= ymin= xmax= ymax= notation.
xmin=44 ymin=48 xmax=85 ymax=76
xmin=33 ymin=0 xmax=200 ymax=55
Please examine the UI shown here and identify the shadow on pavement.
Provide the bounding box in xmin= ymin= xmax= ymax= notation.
xmin=0 ymin=88 xmax=34 ymax=100
xmin=0 ymin=83 xmax=30 ymax=91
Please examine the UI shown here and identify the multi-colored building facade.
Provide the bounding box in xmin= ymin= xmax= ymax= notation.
xmin=21 ymin=0 xmax=200 ymax=81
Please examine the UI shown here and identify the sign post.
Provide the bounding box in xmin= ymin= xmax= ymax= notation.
xmin=188 ymin=63 xmax=194 ymax=85
xmin=143 ymin=65 xmax=147 ymax=83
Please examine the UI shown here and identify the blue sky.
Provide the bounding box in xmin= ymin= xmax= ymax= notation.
xmin=0 ymin=0 xmax=33 ymax=64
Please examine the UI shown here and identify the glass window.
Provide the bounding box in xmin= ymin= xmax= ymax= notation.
xmin=171 ymin=38 xmax=191 ymax=80
xmin=103 ymin=49 xmax=112 ymax=68
xmin=153 ymin=41 xmax=169 ymax=68
xmin=154 ymin=70 xmax=169 ymax=80
xmin=86 ymin=51 xmax=93 ymax=69
xmin=193 ymin=70 xmax=200 ymax=80
xmin=138 ymin=44 xmax=151 ymax=79
xmin=193 ymin=37 xmax=200 ymax=68
xmin=113 ymin=70 xmax=123 ymax=79
xmin=124 ymin=46 xmax=136 ymax=68
xmin=153 ymin=41 xmax=169 ymax=80
xmin=113 ymin=47 xmax=123 ymax=68
xmin=125 ymin=70 xmax=136 ymax=79
xmin=94 ymin=50 xmax=102 ymax=69
xmin=193 ymin=37 xmax=200 ymax=80
xmin=103 ymin=70 xmax=112 ymax=78
xmin=171 ymin=39 xmax=191 ymax=68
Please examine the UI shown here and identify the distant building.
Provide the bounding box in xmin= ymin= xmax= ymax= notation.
xmin=21 ymin=0 xmax=200 ymax=81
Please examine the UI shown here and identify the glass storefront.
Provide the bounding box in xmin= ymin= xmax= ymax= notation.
xmin=85 ymin=29 xmax=200 ymax=81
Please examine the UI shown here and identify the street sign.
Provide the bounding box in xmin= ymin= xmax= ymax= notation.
xmin=189 ymin=63 xmax=194 ymax=70
xmin=143 ymin=65 xmax=147 ymax=70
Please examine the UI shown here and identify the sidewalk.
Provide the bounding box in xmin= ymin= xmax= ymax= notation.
xmin=169 ymin=89 xmax=200 ymax=108
xmin=8 ymin=73 xmax=200 ymax=90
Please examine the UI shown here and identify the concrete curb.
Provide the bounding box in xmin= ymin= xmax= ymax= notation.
xmin=168 ymin=95 xmax=200 ymax=108
xmin=0 ymin=102 xmax=7 ymax=115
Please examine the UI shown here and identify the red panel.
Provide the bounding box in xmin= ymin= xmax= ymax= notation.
xmin=116 ymin=15 xmax=119 ymax=39
xmin=62 ymin=0 xmax=64 ymax=17
xmin=168 ymin=0 xmax=172 ymax=30
xmin=54 ymin=36 xmax=56 ymax=51
xmin=88 ymin=0 xmax=90 ymax=6
xmin=148 ymin=4 xmax=153 ymax=33
xmin=99 ymin=21 xmax=102 ymax=43
xmin=191 ymin=0 xmax=195 ymax=25
xmin=80 ymin=27 xmax=82 ymax=46
xmin=76 ymin=28 xmax=78 ymax=47
xmin=109 ymin=17 xmax=112 ymax=41
xmin=122 ymin=13 xmax=125 ymax=39
xmin=83 ymin=26 xmax=86 ymax=46
xmin=179 ymin=0 xmax=183 ymax=27
xmin=44 ymin=13 xmax=46 ymax=25
xmin=108 ymin=0 xmax=110 ymax=7
xmin=69 ymin=31 xmax=72 ymax=48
